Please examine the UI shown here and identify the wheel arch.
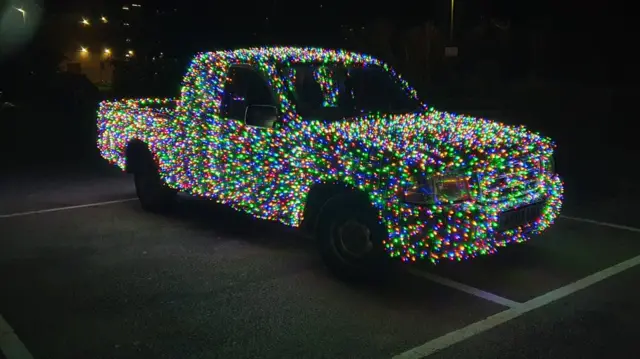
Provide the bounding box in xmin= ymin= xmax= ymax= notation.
xmin=300 ymin=181 xmax=378 ymax=234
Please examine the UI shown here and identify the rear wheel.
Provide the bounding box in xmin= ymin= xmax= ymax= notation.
xmin=316 ymin=195 xmax=390 ymax=281
xmin=132 ymin=152 xmax=176 ymax=213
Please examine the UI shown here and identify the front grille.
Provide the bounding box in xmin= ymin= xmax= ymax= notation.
xmin=477 ymin=156 xmax=541 ymax=203
xmin=497 ymin=201 xmax=544 ymax=231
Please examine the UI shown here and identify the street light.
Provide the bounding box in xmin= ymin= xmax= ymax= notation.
xmin=81 ymin=17 xmax=90 ymax=26
xmin=101 ymin=16 xmax=108 ymax=23
xmin=126 ymin=50 xmax=134 ymax=58
xmin=13 ymin=7 xmax=26 ymax=24
xmin=449 ymin=0 xmax=455 ymax=41
xmin=104 ymin=48 xmax=111 ymax=57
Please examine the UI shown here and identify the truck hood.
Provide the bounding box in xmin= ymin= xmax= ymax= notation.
xmin=322 ymin=110 xmax=555 ymax=171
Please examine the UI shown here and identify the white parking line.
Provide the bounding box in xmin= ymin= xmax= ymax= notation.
xmin=394 ymin=253 xmax=640 ymax=359
xmin=0 ymin=315 xmax=34 ymax=359
xmin=409 ymin=270 xmax=521 ymax=308
xmin=0 ymin=198 xmax=138 ymax=219
xmin=560 ymin=215 xmax=640 ymax=234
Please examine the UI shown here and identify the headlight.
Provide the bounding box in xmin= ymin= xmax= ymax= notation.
xmin=539 ymin=156 xmax=555 ymax=174
xmin=403 ymin=175 xmax=471 ymax=205
xmin=404 ymin=181 xmax=436 ymax=205
xmin=435 ymin=176 xmax=471 ymax=202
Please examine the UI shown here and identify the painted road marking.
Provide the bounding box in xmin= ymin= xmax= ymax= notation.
xmin=0 ymin=315 xmax=34 ymax=359
xmin=0 ymin=198 xmax=138 ymax=219
xmin=394 ymin=253 xmax=640 ymax=359
xmin=560 ymin=215 xmax=640 ymax=234
xmin=409 ymin=270 xmax=521 ymax=308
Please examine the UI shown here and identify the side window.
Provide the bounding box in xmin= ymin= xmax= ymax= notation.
xmin=346 ymin=66 xmax=419 ymax=113
xmin=220 ymin=66 xmax=276 ymax=121
xmin=286 ymin=64 xmax=351 ymax=121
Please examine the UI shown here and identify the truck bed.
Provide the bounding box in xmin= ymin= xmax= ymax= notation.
xmin=97 ymin=97 xmax=176 ymax=170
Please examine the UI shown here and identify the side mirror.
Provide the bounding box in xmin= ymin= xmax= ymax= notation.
xmin=245 ymin=105 xmax=277 ymax=128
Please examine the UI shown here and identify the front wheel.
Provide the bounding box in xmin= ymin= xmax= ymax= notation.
xmin=316 ymin=196 xmax=391 ymax=282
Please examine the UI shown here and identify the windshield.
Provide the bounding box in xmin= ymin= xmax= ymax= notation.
xmin=281 ymin=63 xmax=422 ymax=121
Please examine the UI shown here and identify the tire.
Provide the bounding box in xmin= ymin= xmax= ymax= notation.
xmin=132 ymin=152 xmax=176 ymax=213
xmin=316 ymin=195 xmax=391 ymax=282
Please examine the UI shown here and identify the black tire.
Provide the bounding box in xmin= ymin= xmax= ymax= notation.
xmin=316 ymin=195 xmax=391 ymax=282
xmin=132 ymin=152 xmax=176 ymax=213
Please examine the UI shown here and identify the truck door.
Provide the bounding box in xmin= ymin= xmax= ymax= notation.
xmin=216 ymin=65 xmax=285 ymax=218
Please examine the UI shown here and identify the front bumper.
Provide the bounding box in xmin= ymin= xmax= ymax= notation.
xmin=383 ymin=174 xmax=564 ymax=263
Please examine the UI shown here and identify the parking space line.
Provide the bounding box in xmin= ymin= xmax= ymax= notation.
xmin=560 ymin=215 xmax=640 ymax=234
xmin=409 ymin=270 xmax=521 ymax=308
xmin=0 ymin=315 xmax=34 ymax=359
xmin=0 ymin=198 xmax=138 ymax=219
xmin=395 ymin=253 xmax=640 ymax=359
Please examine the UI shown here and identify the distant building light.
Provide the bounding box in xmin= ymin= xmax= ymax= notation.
xmin=125 ymin=38 xmax=132 ymax=42
xmin=123 ymin=22 xmax=130 ymax=26
xmin=122 ymin=6 xmax=129 ymax=10
xmin=132 ymin=4 xmax=142 ymax=7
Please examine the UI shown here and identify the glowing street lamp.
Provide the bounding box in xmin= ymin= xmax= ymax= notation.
xmin=81 ymin=17 xmax=90 ymax=26
xmin=126 ymin=50 xmax=134 ymax=57
xmin=104 ymin=48 xmax=111 ymax=57
xmin=449 ymin=0 xmax=455 ymax=41
xmin=101 ymin=16 xmax=108 ymax=23
xmin=13 ymin=7 xmax=26 ymax=24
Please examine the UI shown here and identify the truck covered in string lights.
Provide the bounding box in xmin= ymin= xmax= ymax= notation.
xmin=97 ymin=47 xmax=563 ymax=280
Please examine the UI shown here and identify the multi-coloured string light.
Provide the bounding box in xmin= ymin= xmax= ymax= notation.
xmin=97 ymin=47 xmax=564 ymax=264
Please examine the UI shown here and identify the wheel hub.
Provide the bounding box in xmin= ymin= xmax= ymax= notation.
xmin=336 ymin=220 xmax=373 ymax=258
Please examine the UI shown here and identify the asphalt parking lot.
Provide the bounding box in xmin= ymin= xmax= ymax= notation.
xmin=1 ymin=163 xmax=639 ymax=359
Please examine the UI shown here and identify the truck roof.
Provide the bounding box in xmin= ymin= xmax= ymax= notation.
xmin=199 ymin=46 xmax=384 ymax=67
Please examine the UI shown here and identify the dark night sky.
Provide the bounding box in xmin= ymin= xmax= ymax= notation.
xmin=37 ymin=0 xmax=627 ymax=34
xmin=13 ymin=0 xmax=636 ymax=85
xmin=39 ymin=0 xmax=490 ymax=22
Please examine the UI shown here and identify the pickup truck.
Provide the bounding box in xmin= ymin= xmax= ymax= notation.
xmin=97 ymin=47 xmax=564 ymax=280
